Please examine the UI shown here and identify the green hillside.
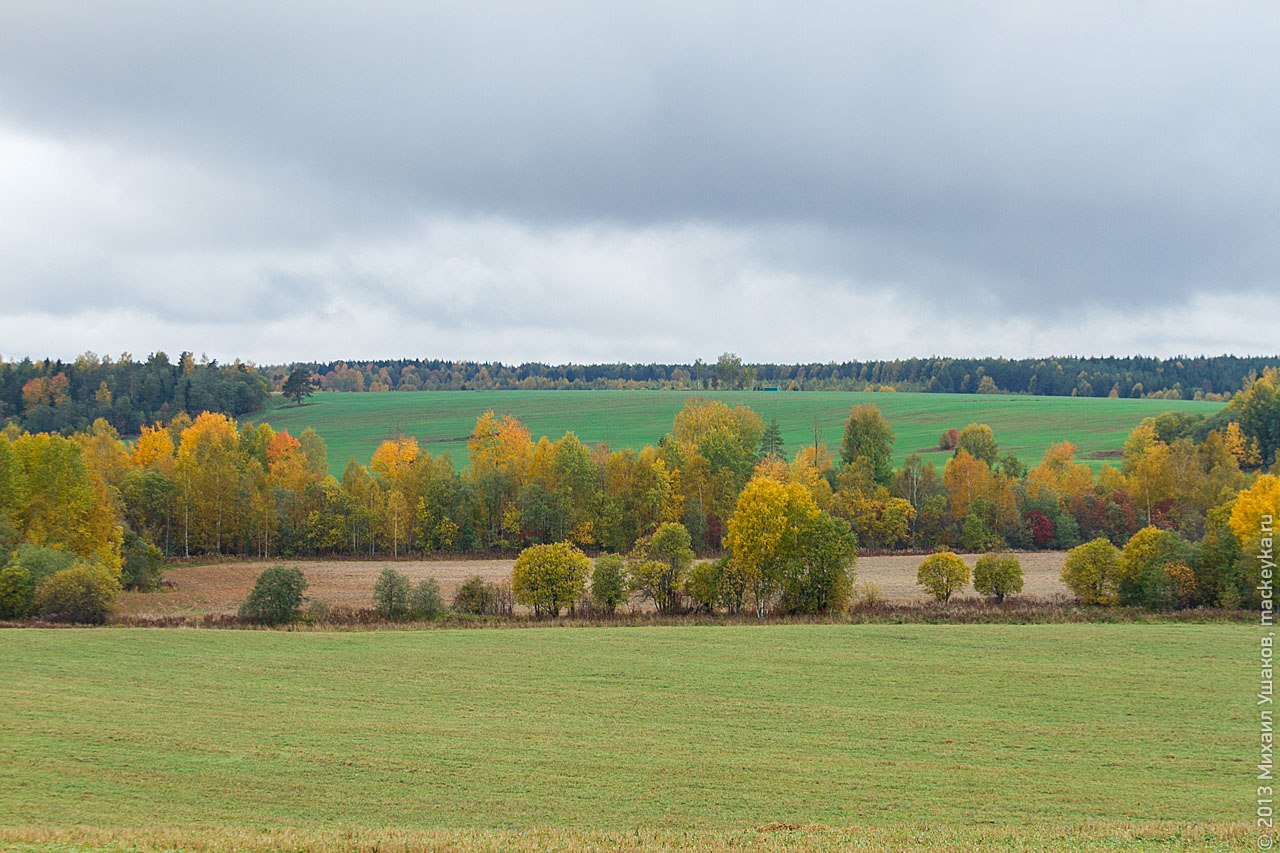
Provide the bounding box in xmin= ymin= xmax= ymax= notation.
xmin=250 ymin=390 xmax=1224 ymax=476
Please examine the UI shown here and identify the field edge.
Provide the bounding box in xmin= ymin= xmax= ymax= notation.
xmin=0 ymin=822 xmax=1254 ymax=852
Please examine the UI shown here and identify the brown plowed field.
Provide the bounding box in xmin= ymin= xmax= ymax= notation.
xmin=118 ymin=552 xmax=1071 ymax=617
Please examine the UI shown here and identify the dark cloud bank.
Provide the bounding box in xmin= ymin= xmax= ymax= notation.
xmin=0 ymin=2 xmax=1275 ymax=363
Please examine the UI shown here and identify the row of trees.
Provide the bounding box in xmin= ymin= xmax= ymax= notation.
xmin=263 ymin=354 xmax=1276 ymax=399
xmin=4 ymin=371 xmax=1280 ymax=616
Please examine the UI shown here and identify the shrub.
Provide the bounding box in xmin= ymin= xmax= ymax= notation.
xmin=973 ymin=553 xmax=1023 ymax=602
xmin=11 ymin=544 xmax=76 ymax=589
xmin=959 ymin=514 xmax=1000 ymax=552
xmin=373 ymin=567 xmax=412 ymax=619
xmin=34 ymin=562 xmax=121 ymax=624
xmin=1165 ymin=561 xmax=1198 ymax=609
xmin=410 ymin=578 xmax=445 ymax=619
xmin=512 ymin=541 xmax=590 ymax=617
xmin=779 ymin=512 xmax=857 ymax=615
xmin=305 ymin=598 xmax=332 ymax=623
xmin=0 ymin=564 xmax=34 ymax=619
xmin=858 ymin=581 xmax=884 ymax=607
xmin=917 ymin=551 xmax=970 ymax=603
xmin=237 ymin=565 xmax=308 ymax=624
xmin=1024 ymin=511 xmax=1055 ymax=548
xmin=1118 ymin=526 xmax=1193 ymax=608
xmin=939 ymin=428 xmax=959 ymax=450
xmin=452 ymin=575 xmax=492 ymax=615
xmin=1061 ymin=538 xmax=1123 ymax=605
xmin=629 ymin=522 xmax=694 ymax=614
xmin=684 ymin=558 xmax=726 ymax=614
xmin=487 ymin=581 xmax=515 ymax=617
xmin=591 ymin=554 xmax=629 ymax=615
xmin=121 ymin=530 xmax=164 ymax=592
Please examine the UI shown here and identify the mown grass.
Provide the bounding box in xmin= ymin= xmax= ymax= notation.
xmin=0 ymin=623 xmax=1251 ymax=849
xmin=249 ymin=389 xmax=1222 ymax=475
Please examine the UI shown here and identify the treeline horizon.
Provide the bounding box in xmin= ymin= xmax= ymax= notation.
xmin=271 ymin=353 xmax=1272 ymax=399
xmin=0 ymin=352 xmax=267 ymax=437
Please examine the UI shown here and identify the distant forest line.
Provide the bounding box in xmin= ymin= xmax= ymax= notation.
xmin=2 ymin=351 xmax=1278 ymax=437
xmin=265 ymin=354 xmax=1277 ymax=400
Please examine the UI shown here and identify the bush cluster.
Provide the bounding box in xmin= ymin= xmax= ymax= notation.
xmin=0 ymin=544 xmax=121 ymax=624
xmin=372 ymin=568 xmax=447 ymax=620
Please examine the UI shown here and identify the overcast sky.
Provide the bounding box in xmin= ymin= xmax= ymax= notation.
xmin=1 ymin=2 xmax=1276 ymax=364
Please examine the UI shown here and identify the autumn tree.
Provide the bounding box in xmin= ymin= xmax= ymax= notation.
xmin=628 ymin=522 xmax=695 ymax=614
xmin=916 ymin=551 xmax=970 ymax=603
xmin=1227 ymin=367 xmax=1280 ymax=465
xmin=1223 ymin=421 xmax=1262 ymax=469
xmin=298 ymin=427 xmax=329 ymax=479
xmin=10 ymin=432 xmax=122 ymax=571
xmin=840 ymin=404 xmax=895 ymax=486
xmin=684 ymin=558 xmax=728 ymax=613
xmin=131 ymin=423 xmax=175 ymax=472
xmin=1061 ymin=538 xmax=1122 ymax=604
xmin=956 ymin=423 xmax=998 ymax=466
xmin=972 ymin=553 xmax=1023 ymax=602
xmin=1122 ymin=423 xmax=1175 ymax=524
xmin=778 ymin=512 xmax=857 ymax=614
xmin=723 ymin=477 xmax=819 ymax=615
xmin=1118 ymin=526 xmax=1193 ymax=608
xmin=661 ymin=398 xmax=765 ymax=547
xmin=174 ymin=412 xmax=243 ymax=556
xmin=467 ymin=412 xmax=533 ymax=546
xmin=591 ymin=553 xmax=629 ymax=615
xmin=1026 ymin=441 xmax=1095 ymax=510
xmin=469 ymin=411 xmax=533 ymax=481
xmin=549 ymin=432 xmax=602 ymax=546
xmin=0 ymin=436 xmax=25 ymax=532
xmin=511 ymin=541 xmax=590 ymax=617
xmin=371 ymin=436 xmax=420 ymax=487
xmin=1229 ymin=474 xmax=1280 ymax=559
xmin=598 ymin=447 xmax=680 ymax=552
xmin=942 ymin=449 xmax=992 ymax=521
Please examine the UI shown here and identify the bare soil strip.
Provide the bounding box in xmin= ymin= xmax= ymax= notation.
xmin=119 ymin=552 xmax=1070 ymax=617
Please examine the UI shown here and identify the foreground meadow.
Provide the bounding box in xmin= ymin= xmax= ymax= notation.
xmin=0 ymin=624 xmax=1251 ymax=850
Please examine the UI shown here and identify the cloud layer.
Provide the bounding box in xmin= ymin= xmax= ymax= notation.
xmin=1 ymin=2 xmax=1276 ymax=362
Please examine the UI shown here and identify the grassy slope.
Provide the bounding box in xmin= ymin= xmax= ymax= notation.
xmin=0 ymin=624 xmax=1249 ymax=839
xmin=249 ymin=390 xmax=1223 ymax=476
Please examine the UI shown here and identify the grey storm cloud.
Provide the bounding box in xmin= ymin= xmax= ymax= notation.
xmin=0 ymin=1 xmax=1277 ymax=362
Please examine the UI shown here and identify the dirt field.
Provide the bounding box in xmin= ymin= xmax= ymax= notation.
xmin=118 ymin=552 xmax=1070 ymax=617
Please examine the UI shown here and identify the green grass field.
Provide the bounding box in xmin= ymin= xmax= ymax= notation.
xmin=0 ymin=624 xmax=1251 ymax=849
xmin=249 ymin=390 xmax=1223 ymax=476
